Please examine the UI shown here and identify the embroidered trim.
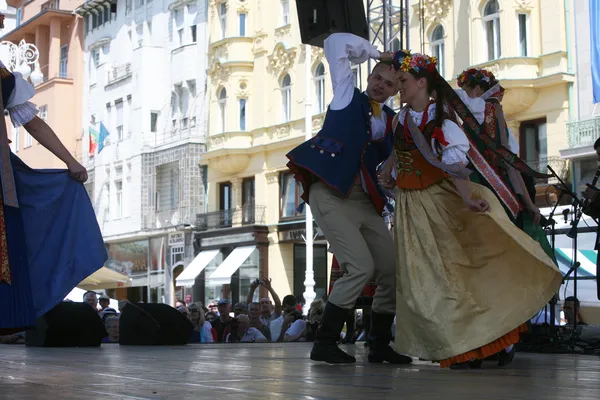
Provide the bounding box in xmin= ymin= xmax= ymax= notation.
xmin=0 ymin=192 xmax=11 ymax=284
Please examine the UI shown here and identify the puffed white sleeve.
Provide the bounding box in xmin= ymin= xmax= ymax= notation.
xmin=437 ymin=120 xmax=470 ymax=165
xmin=455 ymin=89 xmax=485 ymax=124
xmin=1 ymin=62 xmax=39 ymax=127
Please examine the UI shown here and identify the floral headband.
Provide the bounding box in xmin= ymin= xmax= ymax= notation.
xmin=456 ymin=68 xmax=497 ymax=88
xmin=392 ymin=50 xmax=438 ymax=73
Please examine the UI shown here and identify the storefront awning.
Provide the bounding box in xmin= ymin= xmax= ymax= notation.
xmin=175 ymin=249 xmax=220 ymax=287
xmin=78 ymin=267 xmax=132 ymax=290
xmin=555 ymin=248 xmax=597 ymax=278
xmin=208 ymin=246 xmax=256 ymax=286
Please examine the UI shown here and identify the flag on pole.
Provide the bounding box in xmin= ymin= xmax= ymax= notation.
xmin=88 ymin=126 xmax=98 ymax=157
xmin=98 ymin=122 xmax=110 ymax=154
xmin=591 ymin=0 xmax=600 ymax=103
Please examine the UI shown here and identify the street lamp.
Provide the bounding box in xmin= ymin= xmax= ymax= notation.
xmin=0 ymin=39 xmax=44 ymax=86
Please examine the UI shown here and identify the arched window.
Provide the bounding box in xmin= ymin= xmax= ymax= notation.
xmin=218 ymin=87 xmax=227 ymax=133
xmin=281 ymin=74 xmax=291 ymax=122
xmin=483 ymin=0 xmax=501 ymax=61
xmin=430 ymin=25 xmax=445 ymax=78
xmin=314 ymin=63 xmax=326 ymax=114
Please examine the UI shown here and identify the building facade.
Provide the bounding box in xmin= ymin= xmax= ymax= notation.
xmin=559 ymin=0 xmax=599 ymax=195
xmin=76 ymin=0 xmax=208 ymax=305
xmin=3 ymin=0 xmax=85 ymax=168
xmin=406 ymin=0 xmax=574 ymax=204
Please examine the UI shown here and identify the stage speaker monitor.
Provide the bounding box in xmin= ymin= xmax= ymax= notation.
xmin=120 ymin=303 xmax=193 ymax=345
xmin=25 ymin=302 xmax=107 ymax=347
xmin=296 ymin=0 xmax=368 ymax=48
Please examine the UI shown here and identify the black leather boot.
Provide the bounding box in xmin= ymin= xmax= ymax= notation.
xmin=367 ymin=312 xmax=412 ymax=364
xmin=310 ymin=302 xmax=356 ymax=364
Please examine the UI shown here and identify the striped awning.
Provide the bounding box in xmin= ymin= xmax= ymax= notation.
xmin=555 ymin=248 xmax=597 ymax=278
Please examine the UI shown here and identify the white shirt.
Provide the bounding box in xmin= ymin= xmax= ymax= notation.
xmin=0 ymin=60 xmax=39 ymax=128
xmin=323 ymin=33 xmax=388 ymax=192
xmin=226 ymin=327 xmax=267 ymax=343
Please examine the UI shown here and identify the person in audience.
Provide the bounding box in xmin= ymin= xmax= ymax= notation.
xmin=227 ymin=314 xmax=267 ymax=343
xmin=304 ymin=300 xmax=325 ymax=342
xmin=99 ymin=294 xmax=110 ymax=311
xmin=176 ymin=299 xmax=186 ymax=308
xmin=118 ymin=300 xmax=130 ymax=312
xmin=272 ymin=295 xmax=300 ymax=342
xmin=248 ymin=302 xmax=271 ymax=341
xmin=188 ymin=302 xmax=215 ymax=343
xmin=247 ymin=277 xmax=282 ymax=326
xmin=233 ymin=302 xmax=248 ymax=317
xmin=212 ymin=299 xmax=237 ymax=342
xmin=563 ymin=296 xmax=587 ymax=326
xmin=103 ymin=315 xmax=120 ymax=343
xmin=83 ymin=291 xmax=99 ymax=312
xmin=177 ymin=305 xmax=191 ymax=320
xmin=100 ymin=307 xmax=118 ymax=321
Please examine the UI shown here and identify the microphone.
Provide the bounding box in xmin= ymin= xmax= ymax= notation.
xmin=562 ymin=208 xmax=570 ymax=223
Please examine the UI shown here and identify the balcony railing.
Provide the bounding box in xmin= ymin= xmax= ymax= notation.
xmin=525 ymin=156 xmax=569 ymax=184
xmin=106 ymin=63 xmax=132 ymax=86
xmin=142 ymin=206 xmax=200 ymax=230
xmin=195 ymin=205 xmax=266 ymax=231
xmin=142 ymin=125 xmax=205 ymax=149
xmin=567 ymin=117 xmax=600 ymax=148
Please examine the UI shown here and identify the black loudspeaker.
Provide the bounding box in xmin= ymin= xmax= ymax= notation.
xmin=296 ymin=0 xmax=369 ymax=48
xmin=25 ymin=302 xmax=107 ymax=347
xmin=120 ymin=303 xmax=193 ymax=345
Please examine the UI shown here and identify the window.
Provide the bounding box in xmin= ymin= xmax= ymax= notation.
xmin=239 ymin=13 xmax=246 ymax=36
xmin=239 ymin=99 xmax=247 ymax=130
xmin=483 ymin=0 xmax=501 ymax=61
xmin=191 ymin=25 xmax=197 ymax=43
xmin=392 ymin=38 xmax=401 ymax=52
xmin=116 ymin=101 xmax=124 ymax=141
xmin=98 ymin=8 xmax=104 ymax=25
xmin=281 ymin=0 xmax=290 ymax=25
xmin=150 ymin=112 xmax=158 ymax=133
xmin=16 ymin=8 xmax=22 ymax=27
xmin=219 ymin=2 xmax=227 ymax=39
xmin=280 ymin=172 xmax=303 ymax=218
xmin=242 ymin=177 xmax=255 ymax=224
xmin=59 ymin=45 xmax=68 ymax=79
xmin=115 ymin=180 xmax=123 ymax=218
xmin=430 ymin=25 xmax=445 ymax=78
xmin=314 ymin=63 xmax=326 ymax=114
xmin=351 ymin=64 xmax=360 ymax=89
xmin=520 ymin=119 xmax=548 ymax=168
xmin=518 ymin=13 xmax=529 ymax=57
xmin=38 ymin=105 xmax=48 ymax=121
xmin=218 ymin=88 xmax=227 ymax=133
xmin=178 ymin=28 xmax=184 ymax=46
xmin=281 ymin=74 xmax=291 ymax=123
xmin=104 ymin=6 xmax=110 ymax=23
xmin=13 ymin=127 xmax=19 ymax=152
xmin=126 ymin=0 xmax=132 ymax=14
xmin=293 ymin=244 xmax=328 ymax=303
xmin=170 ymin=168 xmax=180 ymax=209
xmin=25 ymin=132 xmax=33 ymax=148
xmin=219 ymin=182 xmax=233 ymax=228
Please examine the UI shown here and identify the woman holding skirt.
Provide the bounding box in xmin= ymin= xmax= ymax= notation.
xmin=0 ymin=60 xmax=107 ymax=335
xmin=379 ymin=51 xmax=562 ymax=368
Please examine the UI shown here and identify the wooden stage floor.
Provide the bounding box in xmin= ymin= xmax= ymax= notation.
xmin=1 ymin=343 xmax=599 ymax=399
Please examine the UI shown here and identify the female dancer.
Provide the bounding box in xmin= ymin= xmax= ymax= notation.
xmin=454 ymin=68 xmax=556 ymax=263
xmin=0 ymin=60 xmax=107 ymax=335
xmin=379 ymin=51 xmax=562 ymax=368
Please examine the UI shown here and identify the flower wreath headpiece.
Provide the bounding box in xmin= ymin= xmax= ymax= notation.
xmin=392 ymin=50 xmax=438 ymax=73
xmin=456 ymin=68 xmax=496 ymax=88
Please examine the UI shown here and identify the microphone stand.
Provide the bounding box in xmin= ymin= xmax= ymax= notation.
xmin=545 ymin=188 xmax=564 ymax=344
xmin=548 ymin=165 xmax=584 ymax=349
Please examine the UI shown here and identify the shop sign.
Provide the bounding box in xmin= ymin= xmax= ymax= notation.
xmin=168 ymin=232 xmax=185 ymax=247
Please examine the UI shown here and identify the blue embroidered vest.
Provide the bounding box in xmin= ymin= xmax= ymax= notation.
xmin=286 ymin=89 xmax=394 ymax=214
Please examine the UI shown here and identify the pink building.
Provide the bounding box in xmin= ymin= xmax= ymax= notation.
xmin=3 ymin=0 xmax=84 ymax=168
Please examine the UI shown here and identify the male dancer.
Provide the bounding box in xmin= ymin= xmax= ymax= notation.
xmin=286 ymin=33 xmax=411 ymax=365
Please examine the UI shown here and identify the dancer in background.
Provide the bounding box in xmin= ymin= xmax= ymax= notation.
xmin=379 ymin=50 xmax=562 ymax=369
xmin=287 ymin=32 xmax=411 ymax=365
xmin=0 ymin=58 xmax=107 ymax=335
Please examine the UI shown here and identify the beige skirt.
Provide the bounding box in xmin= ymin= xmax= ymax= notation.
xmin=393 ymin=179 xmax=562 ymax=362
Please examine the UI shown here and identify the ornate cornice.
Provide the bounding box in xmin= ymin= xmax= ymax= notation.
xmin=275 ymin=24 xmax=292 ymax=37
xmin=416 ymin=0 xmax=451 ymax=24
xmin=268 ymin=43 xmax=297 ymax=75
xmin=237 ymin=79 xmax=250 ymax=97
xmin=311 ymin=46 xmax=324 ymax=62
xmin=514 ymin=0 xmax=534 ymax=12
xmin=265 ymin=170 xmax=281 ymax=184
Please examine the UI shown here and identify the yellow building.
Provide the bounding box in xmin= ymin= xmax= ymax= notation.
xmin=407 ymin=0 xmax=574 ymax=203
xmin=186 ymin=0 xmax=575 ymax=305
